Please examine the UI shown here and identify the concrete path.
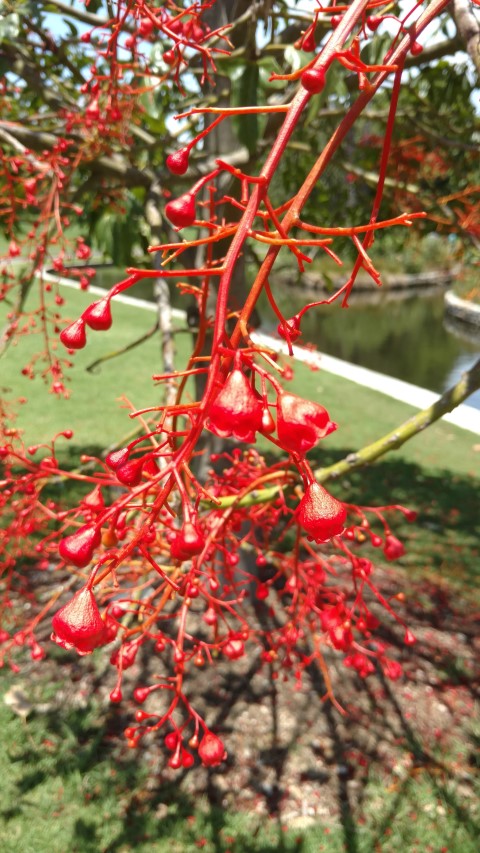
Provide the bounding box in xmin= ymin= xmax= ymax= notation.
xmin=48 ymin=273 xmax=480 ymax=436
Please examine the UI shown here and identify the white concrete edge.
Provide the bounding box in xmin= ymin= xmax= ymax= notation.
xmin=445 ymin=290 xmax=480 ymax=326
xmin=44 ymin=271 xmax=480 ymax=436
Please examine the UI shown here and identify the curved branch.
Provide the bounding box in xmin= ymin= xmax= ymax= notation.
xmin=0 ymin=122 xmax=155 ymax=189
xmin=36 ymin=0 xmax=110 ymax=28
xmin=85 ymin=321 xmax=160 ymax=373
xmin=316 ymin=356 xmax=480 ymax=483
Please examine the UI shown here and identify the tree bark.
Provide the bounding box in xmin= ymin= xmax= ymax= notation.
xmin=452 ymin=0 xmax=480 ymax=78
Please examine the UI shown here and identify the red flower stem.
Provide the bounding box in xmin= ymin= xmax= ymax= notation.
xmin=228 ymin=0 xmax=452 ymax=348
xmin=177 ymin=105 xmax=290 ymax=119
xmin=285 ymin=211 xmax=426 ymax=237
xmin=125 ymin=266 xmax=225 ymax=279
xmin=148 ymin=226 xmax=237 ymax=253
xmin=200 ymin=0 xmax=371 ymax=392
xmin=138 ymin=545 xmax=180 ymax=591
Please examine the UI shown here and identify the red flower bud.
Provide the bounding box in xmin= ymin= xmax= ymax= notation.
xmin=60 ymin=318 xmax=87 ymax=350
xmin=166 ymin=148 xmax=190 ymax=175
xmin=301 ymin=67 xmax=326 ymax=93
xmin=382 ymin=658 xmax=403 ymax=680
xmin=83 ymin=297 xmax=112 ymax=331
xmin=277 ymin=315 xmax=302 ymax=343
xmin=344 ymin=652 xmax=375 ymax=678
xmin=301 ymin=30 xmax=316 ymax=52
xmin=169 ymin=521 xmax=205 ymax=561
xmin=138 ymin=17 xmax=154 ymax=38
xmin=366 ymin=16 xmax=382 ymax=31
xmin=105 ymin=447 xmax=130 ymax=471
xmin=203 ymin=606 xmax=217 ymax=626
xmin=383 ymin=534 xmax=405 ymax=562
xmin=297 ymin=482 xmax=346 ymax=543
xmin=58 ymin=524 xmax=102 ymax=568
xmin=165 ymin=192 xmax=196 ymax=228
xmin=164 ymin=731 xmax=180 ymax=751
xmin=208 ymin=369 xmax=263 ymax=443
xmin=181 ymin=748 xmax=194 ymax=768
xmin=81 ymin=485 xmax=105 ymax=513
xmin=223 ymin=638 xmax=244 ymax=660
xmin=134 ymin=686 xmax=151 ymax=703
xmin=115 ymin=457 xmax=144 ymax=486
xmin=163 ymin=49 xmax=175 ymax=65
xmin=277 ymin=392 xmax=336 ymax=455
xmin=404 ymin=629 xmax=416 ymax=646
xmin=51 ymin=586 xmax=107 ymax=655
xmin=198 ymin=732 xmax=227 ymax=767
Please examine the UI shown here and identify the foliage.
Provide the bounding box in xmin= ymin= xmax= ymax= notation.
xmin=0 ymin=0 xmax=479 ymax=778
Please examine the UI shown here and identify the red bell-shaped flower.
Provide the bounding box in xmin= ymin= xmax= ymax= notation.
xmin=51 ymin=586 xmax=107 ymax=655
xmin=81 ymin=485 xmax=105 ymax=514
xmin=115 ymin=457 xmax=145 ymax=486
xmin=165 ymin=192 xmax=196 ymax=228
xmin=277 ymin=392 xmax=336 ymax=455
xmin=383 ymin=534 xmax=405 ymax=561
xmin=60 ymin=318 xmax=87 ymax=350
xmin=83 ymin=296 xmax=112 ymax=331
xmin=105 ymin=447 xmax=130 ymax=471
xmin=297 ymin=482 xmax=346 ymax=543
xmin=198 ymin=732 xmax=227 ymax=767
xmin=169 ymin=521 xmax=205 ymax=561
xmin=58 ymin=524 xmax=102 ymax=568
xmin=207 ymin=369 xmax=263 ymax=443
xmin=166 ymin=148 xmax=190 ymax=175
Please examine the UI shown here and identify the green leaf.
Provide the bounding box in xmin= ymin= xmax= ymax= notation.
xmin=64 ymin=19 xmax=78 ymax=39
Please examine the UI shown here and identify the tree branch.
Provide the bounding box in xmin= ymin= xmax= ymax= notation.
xmin=0 ymin=122 xmax=155 ymax=189
xmin=37 ymin=0 xmax=110 ymax=28
xmin=404 ymin=34 xmax=463 ymax=67
xmin=316 ymin=356 xmax=480 ymax=483
xmin=85 ymin=321 xmax=160 ymax=373
xmin=452 ymin=0 xmax=480 ymax=77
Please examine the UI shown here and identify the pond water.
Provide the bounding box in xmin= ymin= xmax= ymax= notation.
xmin=90 ymin=266 xmax=480 ymax=412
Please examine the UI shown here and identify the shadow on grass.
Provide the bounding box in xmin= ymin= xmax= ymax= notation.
xmin=3 ymin=444 xmax=477 ymax=851
xmin=1 ymin=684 xmax=306 ymax=853
xmin=2 ymin=573 xmax=479 ymax=853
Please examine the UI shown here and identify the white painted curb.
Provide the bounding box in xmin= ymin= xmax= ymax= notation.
xmin=445 ymin=290 xmax=480 ymax=326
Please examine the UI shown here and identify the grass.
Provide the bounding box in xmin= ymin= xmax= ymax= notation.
xmin=0 ymin=281 xmax=194 ymax=453
xmin=0 ymin=669 xmax=323 ymax=853
xmin=1 ymin=668 xmax=478 ymax=853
